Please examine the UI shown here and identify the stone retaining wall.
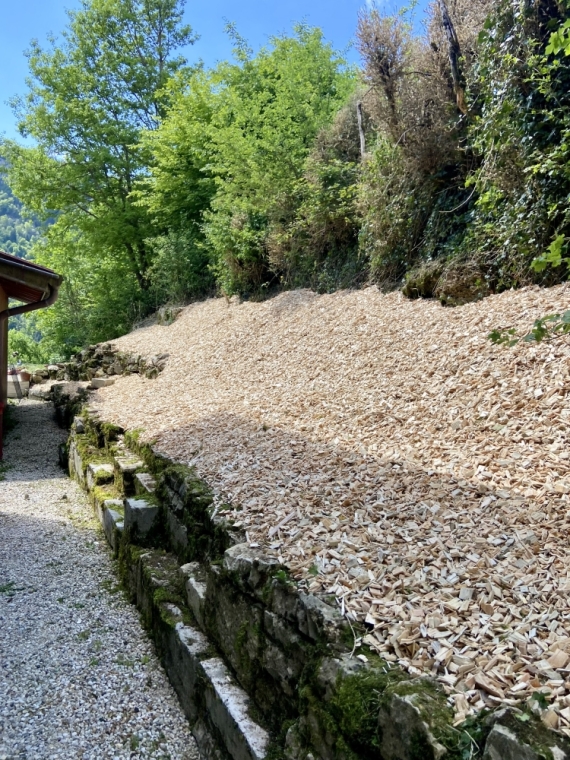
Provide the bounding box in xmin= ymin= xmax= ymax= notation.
xmin=58 ymin=396 xmax=570 ymax=760
xmin=33 ymin=343 xmax=168 ymax=384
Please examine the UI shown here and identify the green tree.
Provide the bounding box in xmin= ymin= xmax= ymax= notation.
xmin=141 ymin=26 xmax=355 ymax=296
xmin=0 ymin=169 xmax=45 ymax=259
xmin=2 ymin=0 xmax=195 ymax=289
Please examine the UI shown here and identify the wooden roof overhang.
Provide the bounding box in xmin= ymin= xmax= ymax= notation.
xmin=0 ymin=251 xmax=63 ymax=304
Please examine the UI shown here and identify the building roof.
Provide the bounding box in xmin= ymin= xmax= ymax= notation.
xmin=0 ymin=251 xmax=63 ymax=304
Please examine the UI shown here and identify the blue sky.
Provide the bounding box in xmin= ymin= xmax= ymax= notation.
xmin=0 ymin=0 xmax=429 ymax=140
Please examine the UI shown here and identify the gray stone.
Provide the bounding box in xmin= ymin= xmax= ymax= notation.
xmin=124 ymin=497 xmax=159 ymax=538
xmin=193 ymin=718 xmax=227 ymax=760
xmin=69 ymin=440 xmax=85 ymax=484
xmin=102 ymin=504 xmax=124 ymax=553
xmin=74 ymin=417 xmax=85 ymax=434
xmin=29 ymin=384 xmax=53 ymax=400
xmin=263 ymin=610 xmax=301 ymax=651
xmin=223 ymin=543 xmax=281 ymax=591
xmin=135 ymin=472 xmax=156 ymax=495
xmin=206 ymin=568 xmax=263 ymax=692
xmin=166 ymin=508 xmax=188 ymax=555
xmin=482 ymin=711 xmax=570 ymax=760
xmin=297 ymin=593 xmax=348 ymax=644
xmin=86 ymin=463 xmax=114 ymax=490
xmin=377 ymin=690 xmax=446 ymax=760
xmin=164 ymin=622 xmax=210 ymax=724
xmin=315 ymin=655 xmax=367 ymax=703
xmin=200 ymin=657 xmax=269 ymax=760
xmin=115 ymin=455 xmax=144 ymax=474
xmin=180 ymin=563 xmax=207 ymax=630
xmin=98 ymin=497 xmax=122 ymax=523
xmin=90 ymin=377 xmax=116 ymax=389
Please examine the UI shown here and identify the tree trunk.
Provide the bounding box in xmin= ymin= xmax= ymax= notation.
xmin=438 ymin=0 xmax=468 ymax=115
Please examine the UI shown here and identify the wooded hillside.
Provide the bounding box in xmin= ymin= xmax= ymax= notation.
xmin=1 ymin=0 xmax=570 ymax=357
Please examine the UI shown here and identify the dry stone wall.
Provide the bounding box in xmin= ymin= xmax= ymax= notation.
xmin=33 ymin=343 xmax=168 ymax=384
xmin=54 ymin=395 xmax=570 ymax=760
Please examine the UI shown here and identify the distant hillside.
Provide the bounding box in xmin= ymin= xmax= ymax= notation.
xmin=0 ymin=173 xmax=44 ymax=259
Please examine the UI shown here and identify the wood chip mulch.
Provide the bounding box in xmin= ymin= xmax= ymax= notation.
xmin=92 ymin=284 xmax=570 ymax=729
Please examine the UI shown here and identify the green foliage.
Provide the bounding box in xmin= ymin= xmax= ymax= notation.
xmin=200 ymin=26 xmax=356 ymax=295
xmin=30 ymin=222 xmax=144 ymax=359
xmin=8 ymin=330 xmax=48 ymax=364
xmin=4 ymin=0 xmax=570 ymax=359
xmin=147 ymin=227 xmax=214 ymax=305
xmin=490 ymin=310 xmax=570 ymax=347
xmin=2 ymin=0 xmax=195 ymax=288
xmin=463 ymin=0 xmax=570 ymax=289
xmin=0 ymin=171 xmax=45 ymax=259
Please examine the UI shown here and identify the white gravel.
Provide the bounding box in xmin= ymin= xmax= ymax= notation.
xmin=0 ymin=400 xmax=198 ymax=760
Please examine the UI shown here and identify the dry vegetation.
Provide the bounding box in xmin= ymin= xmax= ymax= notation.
xmin=92 ymin=284 xmax=570 ymax=727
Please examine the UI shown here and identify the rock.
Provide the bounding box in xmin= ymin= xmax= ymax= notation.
xmin=90 ymin=377 xmax=116 ymax=389
xmin=86 ymin=463 xmax=114 ymax=490
xmin=74 ymin=417 xmax=85 ymax=434
xmin=94 ymin=369 xmax=106 ymax=378
xmin=134 ymin=472 xmax=156 ymax=495
xmin=29 ymin=384 xmax=53 ymax=401
xmin=124 ymin=497 xmax=159 ymax=539
xmin=180 ymin=562 xmax=207 ymax=630
xmin=482 ymin=709 xmax=570 ymax=760
xmin=200 ymin=657 xmax=270 ymax=760
xmin=315 ymin=655 xmax=368 ymax=703
xmin=102 ymin=502 xmax=124 ymax=554
xmin=297 ymin=593 xmax=349 ymax=644
xmin=483 ymin=724 xmax=541 ymax=760
xmin=223 ymin=543 xmax=282 ymax=591
xmin=377 ymin=688 xmax=447 ymax=760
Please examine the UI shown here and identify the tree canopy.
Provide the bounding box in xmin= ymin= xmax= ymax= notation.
xmin=2 ymin=0 xmax=570 ymax=358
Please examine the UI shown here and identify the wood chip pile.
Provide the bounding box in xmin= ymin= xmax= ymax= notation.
xmin=92 ymin=285 xmax=570 ymax=729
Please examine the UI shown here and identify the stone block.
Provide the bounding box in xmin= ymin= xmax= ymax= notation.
xmin=86 ymin=462 xmax=114 ymax=490
xmin=135 ymin=472 xmax=156 ymax=495
xmin=69 ymin=439 xmax=85 ymax=483
xmin=102 ymin=502 xmax=124 ymax=554
xmin=124 ymin=497 xmax=159 ymax=539
xmin=161 ymin=622 xmax=210 ymax=725
xmin=377 ymin=688 xmax=447 ymax=760
xmin=482 ymin=709 xmax=570 ymax=760
xmin=200 ymin=657 xmax=269 ymax=760
xmin=223 ymin=543 xmax=282 ymax=593
xmin=90 ymin=377 xmax=116 ymax=389
xmin=114 ymin=454 xmax=145 ymax=495
xmin=206 ymin=568 xmax=263 ymax=693
xmin=166 ymin=508 xmax=188 ymax=556
xmin=181 ymin=562 xmax=207 ymax=630
xmin=297 ymin=593 xmax=348 ymax=645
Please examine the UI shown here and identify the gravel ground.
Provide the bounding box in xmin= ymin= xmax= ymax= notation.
xmin=0 ymin=400 xmax=198 ymax=760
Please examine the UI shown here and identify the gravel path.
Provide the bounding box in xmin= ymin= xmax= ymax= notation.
xmin=0 ymin=400 xmax=198 ymax=760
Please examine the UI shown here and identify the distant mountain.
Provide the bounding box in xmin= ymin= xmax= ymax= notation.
xmin=0 ymin=173 xmax=45 ymax=259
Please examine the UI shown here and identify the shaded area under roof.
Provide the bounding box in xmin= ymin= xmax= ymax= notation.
xmin=0 ymin=250 xmax=63 ymax=303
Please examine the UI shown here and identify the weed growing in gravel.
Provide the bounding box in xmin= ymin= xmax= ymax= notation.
xmin=77 ymin=630 xmax=90 ymax=641
xmin=101 ymin=578 xmax=121 ymax=595
xmin=0 ymin=581 xmax=15 ymax=594
xmin=116 ymin=654 xmax=135 ymax=667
